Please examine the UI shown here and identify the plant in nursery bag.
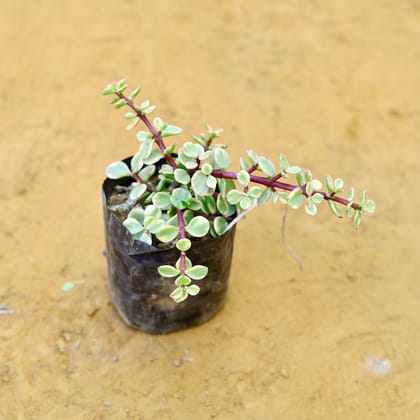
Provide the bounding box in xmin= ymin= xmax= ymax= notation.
xmin=102 ymin=79 xmax=375 ymax=305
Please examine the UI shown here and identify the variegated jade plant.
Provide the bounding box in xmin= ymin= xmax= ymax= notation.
xmin=103 ymin=79 xmax=375 ymax=303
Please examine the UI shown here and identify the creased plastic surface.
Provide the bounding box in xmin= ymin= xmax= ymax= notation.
xmin=102 ymin=171 xmax=236 ymax=334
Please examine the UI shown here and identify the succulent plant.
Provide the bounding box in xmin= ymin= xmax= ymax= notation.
xmin=103 ymin=79 xmax=375 ymax=302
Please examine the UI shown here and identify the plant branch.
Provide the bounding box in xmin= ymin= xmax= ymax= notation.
xmin=131 ymin=173 xmax=153 ymax=191
xmin=177 ymin=210 xmax=187 ymax=274
xmin=211 ymin=169 xmax=362 ymax=210
xmin=117 ymin=93 xmax=178 ymax=169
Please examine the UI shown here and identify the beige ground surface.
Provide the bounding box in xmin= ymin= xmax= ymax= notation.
xmin=1 ymin=1 xmax=420 ymax=418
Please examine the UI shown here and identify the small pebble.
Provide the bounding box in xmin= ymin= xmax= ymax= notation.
xmin=61 ymin=282 xmax=74 ymax=292
xmin=367 ymin=358 xmax=392 ymax=375
xmin=56 ymin=338 xmax=66 ymax=353
xmin=173 ymin=359 xmax=183 ymax=367
xmin=346 ymin=272 xmax=356 ymax=281
xmin=103 ymin=400 xmax=113 ymax=407
xmin=86 ymin=305 xmax=101 ymax=317
xmin=0 ymin=306 xmax=14 ymax=315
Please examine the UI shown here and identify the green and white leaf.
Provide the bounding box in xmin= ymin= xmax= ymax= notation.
xmin=272 ymin=191 xmax=289 ymax=204
xmin=353 ymin=210 xmax=363 ymax=228
xmin=143 ymin=105 xmax=156 ymax=115
xmin=246 ymin=149 xmax=258 ymax=165
xmin=240 ymin=196 xmax=252 ymax=210
xmin=102 ymin=83 xmax=116 ymax=95
xmin=286 ymin=165 xmax=302 ymax=174
xmin=156 ymin=225 xmax=180 ymax=243
xmin=170 ymin=188 xmax=192 ymax=209
xmin=359 ymin=189 xmax=368 ymax=207
xmin=176 ymin=256 xmax=192 ymax=271
xmin=125 ymin=111 xmax=137 ymax=120
xmin=363 ymin=199 xmax=376 ymax=213
xmin=226 ymin=189 xmax=242 ymax=205
xmin=170 ymin=287 xmax=188 ymax=303
xmin=176 ymin=238 xmax=191 ymax=251
xmin=211 ymin=147 xmax=231 ymax=170
xmin=185 ymin=216 xmax=210 ymax=238
xmin=114 ymin=99 xmax=126 ymax=109
xmin=137 ymin=131 xmax=151 ymax=142
xmin=288 ymin=188 xmax=304 ymax=209
xmin=158 ymin=265 xmax=180 ymax=278
xmin=206 ymin=175 xmax=217 ymax=189
xmin=144 ymin=205 xmax=162 ymax=219
xmin=106 ymin=161 xmax=131 ymax=179
xmin=258 ymin=157 xmax=276 ymax=177
xmin=346 ymin=203 xmax=354 ymax=218
xmin=201 ymin=163 xmax=213 ymax=176
xmin=143 ymin=217 xmax=165 ymax=234
xmin=138 ymin=165 xmax=155 ymax=181
xmin=130 ymin=152 xmax=144 ymax=173
xmin=201 ymin=196 xmax=217 ymax=214
xmin=334 ymin=178 xmax=344 ymax=192
xmin=128 ymin=207 xmax=144 ymax=223
xmin=240 ymin=157 xmax=249 ymax=171
xmin=182 ymin=142 xmax=203 ymax=158
xmin=296 ymin=172 xmax=305 ymax=186
xmin=129 ymin=86 xmax=141 ymax=100
xmin=143 ymin=148 xmax=164 ymax=165
xmin=175 ymin=275 xmax=191 ymax=287
xmin=237 ymin=170 xmax=250 ymax=187
xmin=152 ymin=191 xmax=172 ymax=210
xmin=216 ymin=194 xmax=228 ymax=215
xmin=153 ymin=117 xmax=165 ymax=131
xmin=174 ymin=168 xmax=191 ymax=185
xmin=191 ymin=171 xmax=214 ymax=196
xmin=311 ymin=193 xmax=324 ymax=204
xmin=312 ymin=179 xmax=322 ymax=190
xmin=123 ymin=218 xmax=143 ymax=235
xmin=186 ymin=284 xmax=200 ymax=296
xmin=136 ymin=231 xmax=152 ymax=245
xmin=138 ymin=139 xmax=154 ymax=159
xmin=162 ymin=125 xmax=183 ymax=137
xmin=305 ymin=181 xmax=314 ymax=195
xmin=126 ymin=118 xmax=140 ymax=131
xmin=347 ymin=186 xmax=355 ymax=201
xmin=305 ymin=199 xmax=317 ymax=216
xmin=258 ymin=188 xmax=273 ymax=205
xmin=325 ymin=175 xmax=334 ymax=195
xmin=129 ymin=183 xmax=147 ymax=200
xmin=186 ymin=265 xmax=208 ymax=280
xmin=213 ymin=216 xmax=228 ymax=235
xmin=327 ymin=200 xmax=343 ymax=218
xmin=248 ymin=186 xmax=262 ymax=198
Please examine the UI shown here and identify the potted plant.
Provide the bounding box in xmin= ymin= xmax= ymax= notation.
xmin=102 ymin=79 xmax=375 ymax=334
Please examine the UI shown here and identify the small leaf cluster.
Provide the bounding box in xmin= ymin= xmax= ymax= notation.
xmin=103 ymin=79 xmax=376 ymax=303
xmin=158 ymin=256 xmax=208 ymax=303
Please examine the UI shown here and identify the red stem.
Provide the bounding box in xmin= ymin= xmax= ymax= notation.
xmin=177 ymin=210 xmax=187 ymax=274
xmin=117 ymin=93 xmax=178 ymax=169
xmin=131 ymin=173 xmax=153 ymax=191
xmin=211 ymin=169 xmax=361 ymax=210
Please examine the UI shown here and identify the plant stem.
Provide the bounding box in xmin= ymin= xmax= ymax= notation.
xmin=177 ymin=210 xmax=187 ymax=274
xmin=131 ymin=173 xmax=153 ymax=191
xmin=117 ymin=93 xmax=178 ymax=169
xmin=211 ymin=169 xmax=361 ymax=210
